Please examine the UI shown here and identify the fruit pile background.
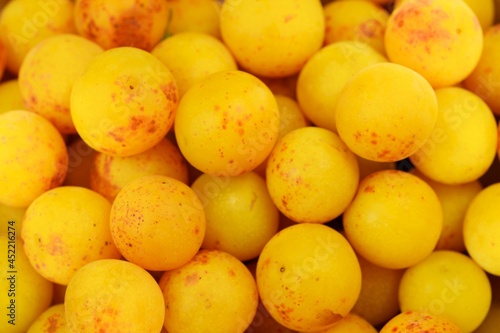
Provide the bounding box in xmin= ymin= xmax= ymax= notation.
xmin=1 ymin=0 xmax=500 ymax=332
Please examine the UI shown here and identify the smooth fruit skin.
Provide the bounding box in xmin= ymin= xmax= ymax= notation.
xmin=110 ymin=175 xmax=206 ymax=271
xmin=191 ymin=171 xmax=279 ymax=262
xmin=410 ymin=87 xmax=498 ymax=185
xmin=151 ymin=32 xmax=237 ymax=97
xmin=323 ymin=0 xmax=389 ymax=55
xmin=90 ymin=138 xmax=188 ymax=202
xmin=304 ymin=313 xmax=377 ymax=333
xmin=22 ymin=186 xmax=121 ymax=285
xmin=160 ymin=250 xmax=259 ymax=333
xmin=74 ymin=0 xmax=169 ymax=51
xmin=65 ymin=259 xmax=165 ymax=333
xmin=0 ymin=0 xmax=76 ymax=74
xmin=463 ymin=183 xmax=500 ymax=276
xmin=464 ymin=24 xmax=500 ymax=116
xmin=175 ymin=70 xmax=279 ymax=176
xmin=266 ymin=127 xmax=359 ymax=223
xmin=19 ymin=34 xmax=104 ymax=134
xmin=379 ymin=311 xmax=462 ymax=333
xmin=351 ymin=254 xmax=405 ymax=327
xmin=71 ymin=47 xmax=178 ymax=157
xmin=220 ymin=0 xmax=324 ymax=78
xmin=343 ymin=170 xmax=442 ymax=269
xmin=0 ymin=110 xmax=68 ymax=208
xmin=385 ymin=0 xmax=483 ymax=88
xmin=399 ymin=250 xmax=492 ymax=333
xmin=26 ymin=304 xmax=67 ymax=333
xmin=335 ymin=62 xmax=438 ymax=162
xmin=296 ymin=41 xmax=387 ymax=133
xmin=257 ymin=224 xmax=362 ymax=332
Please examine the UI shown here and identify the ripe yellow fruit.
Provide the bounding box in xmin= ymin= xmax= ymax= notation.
xmin=110 ymin=175 xmax=205 ymax=271
xmin=71 ymin=47 xmax=178 ymax=157
xmin=19 ymin=34 xmax=103 ymax=134
xmin=65 ymin=259 xmax=165 ymax=333
xmin=304 ymin=313 xmax=377 ymax=333
xmin=22 ymin=186 xmax=121 ymax=285
xmin=266 ymin=127 xmax=359 ymax=223
xmin=464 ymin=24 xmax=500 ymax=116
xmin=164 ymin=0 xmax=221 ymax=38
xmin=336 ymin=62 xmax=438 ymax=162
xmin=220 ymin=0 xmax=324 ymax=77
xmin=26 ymin=303 xmax=66 ymax=333
xmin=0 ymin=110 xmax=68 ymax=208
xmin=191 ymin=171 xmax=279 ymax=262
xmin=160 ymin=249 xmax=259 ymax=333
xmin=151 ymin=32 xmax=237 ymax=97
xmin=323 ymin=0 xmax=389 ymax=55
xmin=90 ymin=138 xmax=188 ymax=202
xmin=399 ymin=250 xmax=491 ymax=332
xmin=385 ymin=0 xmax=483 ymax=88
xmin=175 ymin=70 xmax=280 ymax=176
xmin=380 ymin=311 xmax=462 ymax=333
xmin=257 ymin=224 xmax=361 ymax=332
xmin=0 ymin=235 xmax=53 ymax=333
xmin=0 ymin=80 xmax=25 ymax=115
xmin=296 ymin=41 xmax=386 ymax=133
xmin=73 ymin=0 xmax=169 ymax=51
xmin=463 ymin=183 xmax=500 ymax=276
xmin=410 ymin=87 xmax=497 ymax=184
xmin=0 ymin=0 xmax=76 ymax=74
xmin=351 ymin=254 xmax=405 ymax=327
xmin=413 ymin=170 xmax=482 ymax=252
xmin=343 ymin=170 xmax=442 ymax=269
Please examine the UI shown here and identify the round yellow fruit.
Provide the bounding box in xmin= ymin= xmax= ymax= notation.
xmin=26 ymin=303 xmax=66 ymax=333
xmin=19 ymin=34 xmax=103 ymax=134
xmin=0 ymin=234 xmax=53 ymax=333
xmin=175 ymin=70 xmax=279 ymax=176
xmin=343 ymin=170 xmax=442 ymax=269
xmin=0 ymin=0 xmax=76 ymax=74
xmin=463 ymin=183 xmax=500 ymax=276
xmin=0 ymin=110 xmax=68 ymax=208
xmin=464 ymin=24 xmax=500 ymax=116
xmin=323 ymin=0 xmax=389 ymax=55
xmin=351 ymin=254 xmax=405 ymax=327
xmin=160 ymin=249 xmax=259 ymax=333
xmin=74 ymin=0 xmax=169 ymax=51
xmin=296 ymin=41 xmax=386 ymax=133
xmin=380 ymin=311 xmax=462 ymax=333
xmin=191 ymin=171 xmax=279 ymax=261
xmin=257 ymin=223 xmax=361 ymax=332
xmin=90 ymin=138 xmax=188 ymax=202
xmin=65 ymin=259 xmax=165 ymax=333
xmin=304 ymin=313 xmax=377 ymax=333
xmin=336 ymin=62 xmax=438 ymax=162
xmin=22 ymin=186 xmax=121 ymax=285
xmin=399 ymin=250 xmax=491 ymax=332
xmin=410 ymin=87 xmax=497 ymax=184
xmin=151 ymin=32 xmax=237 ymax=97
xmin=220 ymin=0 xmax=324 ymax=77
xmin=71 ymin=46 xmax=178 ymax=157
xmin=110 ymin=175 xmax=205 ymax=271
xmin=413 ymin=171 xmax=482 ymax=252
xmin=266 ymin=127 xmax=359 ymax=223
xmin=164 ymin=0 xmax=221 ymax=38
xmin=385 ymin=0 xmax=483 ymax=88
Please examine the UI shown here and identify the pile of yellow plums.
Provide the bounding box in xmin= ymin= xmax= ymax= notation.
xmin=1 ymin=0 xmax=500 ymax=332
